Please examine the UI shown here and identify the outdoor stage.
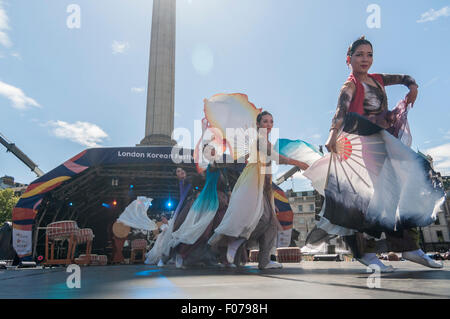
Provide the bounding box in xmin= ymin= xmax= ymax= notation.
xmin=1 ymin=261 xmax=449 ymax=299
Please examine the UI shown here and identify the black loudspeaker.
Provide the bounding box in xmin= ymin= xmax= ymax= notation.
xmin=17 ymin=261 xmax=37 ymax=268
xmin=313 ymin=254 xmax=341 ymax=261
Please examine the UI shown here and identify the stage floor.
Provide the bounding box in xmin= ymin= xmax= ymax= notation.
xmin=0 ymin=261 xmax=449 ymax=299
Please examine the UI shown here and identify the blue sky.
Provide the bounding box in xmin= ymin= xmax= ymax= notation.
xmin=1 ymin=0 xmax=449 ymax=191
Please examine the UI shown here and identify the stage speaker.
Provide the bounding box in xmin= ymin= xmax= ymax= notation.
xmin=17 ymin=261 xmax=37 ymax=268
xmin=313 ymin=254 xmax=341 ymax=261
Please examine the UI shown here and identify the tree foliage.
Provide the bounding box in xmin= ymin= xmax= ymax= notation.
xmin=0 ymin=189 xmax=19 ymax=226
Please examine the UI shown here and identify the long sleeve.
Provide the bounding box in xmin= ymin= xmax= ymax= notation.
xmin=381 ymin=74 xmax=418 ymax=88
xmin=330 ymin=81 xmax=355 ymax=131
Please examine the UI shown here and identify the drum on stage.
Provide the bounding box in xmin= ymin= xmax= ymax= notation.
xmin=276 ymin=247 xmax=302 ymax=263
xmin=112 ymin=221 xmax=130 ymax=239
xmin=111 ymin=221 xmax=130 ymax=264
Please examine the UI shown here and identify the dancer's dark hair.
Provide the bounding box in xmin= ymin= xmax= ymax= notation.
xmin=174 ymin=166 xmax=185 ymax=175
xmin=256 ymin=111 xmax=272 ymax=125
xmin=347 ymin=35 xmax=373 ymax=57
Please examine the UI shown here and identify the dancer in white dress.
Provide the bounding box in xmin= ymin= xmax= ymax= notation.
xmin=208 ymin=111 xmax=309 ymax=269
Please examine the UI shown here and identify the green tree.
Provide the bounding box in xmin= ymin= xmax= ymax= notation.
xmin=0 ymin=189 xmax=19 ymax=226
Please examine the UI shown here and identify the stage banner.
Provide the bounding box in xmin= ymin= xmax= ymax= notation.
xmin=12 ymin=146 xmax=194 ymax=260
xmin=273 ymin=183 xmax=294 ymax=247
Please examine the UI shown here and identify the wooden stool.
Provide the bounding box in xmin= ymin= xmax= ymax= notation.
xmin=89 ymin=254 xmax=108 ymax=266
xmin=130 ymin=239 xmax=147 ymax=264
xmin=276 ymin=247 xmax=302 ymax=263
xmin=44 ymin=221 xmax=79 ymax=266
xmin=97 ymin=255 xmax=108 ymax=266
xmin=73 ymin=228 xmax=94 ymax=265
xmin=75 ymin=254 xmax=94 ymax=266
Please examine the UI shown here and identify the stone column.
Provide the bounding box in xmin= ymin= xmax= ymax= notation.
xmin=139 ymin=0 xmax=176 ymax=146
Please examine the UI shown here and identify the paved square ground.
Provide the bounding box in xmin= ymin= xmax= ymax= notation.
xmin=0 ymin=261 xmax=449 ymax=299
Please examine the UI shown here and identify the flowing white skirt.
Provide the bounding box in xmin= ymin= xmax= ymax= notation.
xmin=210 ymin=163 xmax=267 ymax=241
xmin=145 ymin=223 xmax=171 ymax=265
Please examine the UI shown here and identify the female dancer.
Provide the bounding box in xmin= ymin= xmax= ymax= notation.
xmin=145 ymin=167 xmax=203 ymax=267
xmin=324 ymin=36 xmax=442 ymax=270
xmin=170 ymin=142 xmax=233 ymax=268
xmin=209 ymin=111 xmax=309 ymax=269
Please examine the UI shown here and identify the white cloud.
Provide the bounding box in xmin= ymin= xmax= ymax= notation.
xmin=10 ymin=52 xmax=20 ymax=59
xmin=439 ymin=128 xmax=450 ymax=140
xmin=0 ymin=80 xmax=40 ymax=109
xmin=174 ymin=111 xmax=181 ymax=118
xmin=48 ymin=120 xmax=108 ymax=148
xmin=446 ymin=131 xmax=450 ymax=140
xmin=0 ymin=31 xmax=10 ymax=47
xmin=112 ymin=41 xmax=129 ymax=54
xmin=310 ymin=134 xmax=321 ymax=139
xmin=426 ymin=143 xmax=450 ymax=174
xmin=131 ymin=87 xmax=145 ymax=93
xmin=0 ymin=2 xmax=12 ymax=48
xmin=417 ymin=6 xmax=450 ymax=23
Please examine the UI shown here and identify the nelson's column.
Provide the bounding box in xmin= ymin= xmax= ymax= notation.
xmin=139 ymin=0 xmax=177 ymax=146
